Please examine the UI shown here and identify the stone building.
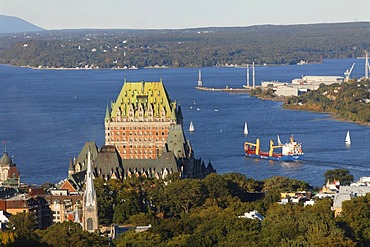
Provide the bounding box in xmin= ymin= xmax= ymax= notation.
xmin=46 ymin=189 xmax=83 ymax=224
xmin=68 ymin=80 xmax=215 ymax=180
xmin=104 ymin=80 xmax=183 ymax=159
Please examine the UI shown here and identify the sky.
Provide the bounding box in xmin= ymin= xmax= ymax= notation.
xmin=1 ymin=0 xmax=370 ymax=30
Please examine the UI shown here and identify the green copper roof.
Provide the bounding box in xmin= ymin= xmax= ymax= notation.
xmin=166 ymin=124 xmax=192 ymax=159
xmin=0 ymin=152 xmax=13 ymax=165
xmin=75 ymin=142 xmax=99 ymax=171
xmin=110 ymin=81 xmax=174 ymax=119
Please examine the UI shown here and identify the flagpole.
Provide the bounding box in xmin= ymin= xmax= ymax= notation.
xmin=2 ymin=141 xmax=6 ymax=153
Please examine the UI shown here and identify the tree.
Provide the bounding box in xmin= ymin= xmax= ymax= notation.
xmin=113 ymin=191 xmax=141 ymax=224
xmin=163 ymin=179 xmax=206 ymax=216
xmin=37 ymin=221 xmax=109 ymax=247
xmin=324 ymin=169 xmax=354 ymax=185
xmin=338 ymin=193 xmax=370 ymax=246
xmin=203 ymin=173 xmax=230 ymax=199
xmin=262 ymin=176 xmax=312 ymax=192
xmin=114 ymin=230 xmax=162 ymax=247
xmin=0 ymin=231 xmax=16 ymax=245
xmin=8 ymin=212 xmax=38 ymax=243
xmin=94 ymin=177 xmax=115 ymax=224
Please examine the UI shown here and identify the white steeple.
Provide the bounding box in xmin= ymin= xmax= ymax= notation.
xmin=74 ymin=206 xmax=81 ymax=224
xmin=82 ymin=148 xmax=98 ymax=232
xmin=84 ymin=149 xmax=95 ymax=207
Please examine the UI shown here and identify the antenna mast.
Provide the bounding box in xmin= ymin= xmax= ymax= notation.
xmin=252 ymin=62 xmax=255 ymax=89
xmin=246 ymin=64 xmax=250 ymax=87
xmin=197 ymin=69 xmax=202 ymax=87
xmin=366 ymin=52 xmax=369 ymax=79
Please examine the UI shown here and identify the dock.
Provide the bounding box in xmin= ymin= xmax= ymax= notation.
xmin=195 ymin=85 xmax=257 ymax=93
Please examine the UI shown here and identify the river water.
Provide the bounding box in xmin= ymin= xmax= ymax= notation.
xmin=0 ymin=58 xmax=369 ymax=186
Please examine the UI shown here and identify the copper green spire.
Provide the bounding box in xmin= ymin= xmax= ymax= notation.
xmin=68 ymin=158 xmax=74 ymax=171
xmin=105 ymin=105 xmax=110 ymax=122
xmin=171 ymin=101 xmax=177 ymax=120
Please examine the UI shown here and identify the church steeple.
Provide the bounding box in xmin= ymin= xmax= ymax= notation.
xmin=84 ymin=149 xmax=96 ymax=207
xmin=68 ymin=158 xmax=74 ymax=176
xmin=82 ymin=149 xmax=98 ymax=232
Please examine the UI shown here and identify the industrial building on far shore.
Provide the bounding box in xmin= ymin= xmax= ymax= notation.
xmin=261 ymin=75 xmax=345 ymax=97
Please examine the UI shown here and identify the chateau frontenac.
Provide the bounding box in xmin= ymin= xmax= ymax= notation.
xmin=104 ymin=80 xmax=182 ymax=159
xmin=68 ymin=79 xmax=215 ymax=181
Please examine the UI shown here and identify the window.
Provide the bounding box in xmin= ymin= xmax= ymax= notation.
xmin=87 ymin=218 xmax=94 ymax=231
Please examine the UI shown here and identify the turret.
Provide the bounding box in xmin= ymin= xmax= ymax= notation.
xmin=68 ymin=158 xmax=74 ymax=176
xmin=105 ymin=105 xmax=111 ymax=122
xmin=177 ymin=105 xmax=183 ymax=126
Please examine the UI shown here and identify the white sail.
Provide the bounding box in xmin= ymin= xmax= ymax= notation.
xmin=277 ymin=135 xmax=282 ymax=145
xmin=188 ymin=121 xmax=195 ymax=132
xmin=244 ymin=122 xmax=248 ymax=135
xmin=345 ymin=131 xmax=351 ymax=145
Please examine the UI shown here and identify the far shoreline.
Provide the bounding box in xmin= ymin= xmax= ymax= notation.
xmin=249 ymin=93 xmax=370 ymax=128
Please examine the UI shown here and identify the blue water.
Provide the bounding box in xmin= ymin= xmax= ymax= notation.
xmin=0 ymin=59 xmax=369 ymax=186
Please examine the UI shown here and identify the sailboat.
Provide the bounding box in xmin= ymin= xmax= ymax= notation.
xmin=277 ymin=135 xmax=282 ymax=145
xmin=244 ymin=122 xmax=248 ymax=135
xmin=345 ymin=131 xmax=351 ymax=145
xmin=188 ymin=121 xmax=195 ymax=132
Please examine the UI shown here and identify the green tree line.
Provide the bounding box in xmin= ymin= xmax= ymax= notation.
xmin=4 ymin=170 xmax=370 ymax=246
xmin=0 ymin=22 xmax=370 ymax=69
xmin=284 ymin=79 xmax=370 ymax=124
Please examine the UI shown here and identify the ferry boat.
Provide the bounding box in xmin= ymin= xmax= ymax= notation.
xmin=244 ymin=135 xmax=303 ymax=161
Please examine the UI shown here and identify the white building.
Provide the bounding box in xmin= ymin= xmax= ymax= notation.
xmin=238 ymin=210 xmax=264 ymax=221
xmin=332 ymin=185 xmax=370 ymax=217
xmin=0 ymin=210 xmax=9 ymax=230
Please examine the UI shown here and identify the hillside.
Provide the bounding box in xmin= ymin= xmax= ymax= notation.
xmin=0 ymin=22 xmax=370 ymax=68
xmin=284 ymin=79 xmax=370 ymax=124
xmin=0 ymin=15 xmax=44 ymax=34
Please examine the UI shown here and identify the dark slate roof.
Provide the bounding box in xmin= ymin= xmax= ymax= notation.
xmin=69 ymin=171 xmax=86 ymax=191
xmin=93 ymin=145 xmax=123 ymax=179
xmin=121 ymin=150 xmax=179 ymax=177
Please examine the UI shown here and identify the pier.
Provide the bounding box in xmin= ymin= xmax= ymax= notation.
xmin=195 ymin=64 xmax=258 ymax=93
xmin=195 ymin=85 xmax=257 ymax=93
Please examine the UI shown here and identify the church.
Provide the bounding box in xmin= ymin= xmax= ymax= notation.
xmin=67 ymin=79 xmax=215 ymax=181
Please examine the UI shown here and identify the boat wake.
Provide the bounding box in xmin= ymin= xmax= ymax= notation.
xmin=300 ymin=159 xmax=370 ymax=172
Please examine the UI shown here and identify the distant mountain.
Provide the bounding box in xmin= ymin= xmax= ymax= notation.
xmin=0 ymin=15 xmax=44 ymax=34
